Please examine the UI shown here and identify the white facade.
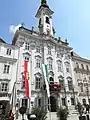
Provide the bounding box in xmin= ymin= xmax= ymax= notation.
xmin=0 ymin=40 xmax=18 ymax=117
xmin=71 ymin=52 xmax=90 ymax=105
xmin=12 ymin=26 xmax=75 ymax=119
xmin=10 ymin=1 xmax=77 ymax=119
xmin=0 ymin=0 xmax=90 ymax=120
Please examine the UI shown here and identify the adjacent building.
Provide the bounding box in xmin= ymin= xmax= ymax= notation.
xmin=71 ymin=52 xmax=90 ymax=106
xmin=0 ymin=38 xmax=18 ymax=118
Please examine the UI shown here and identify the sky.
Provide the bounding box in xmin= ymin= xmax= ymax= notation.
xmin=0 ymin=0 xmax=90 ymax=58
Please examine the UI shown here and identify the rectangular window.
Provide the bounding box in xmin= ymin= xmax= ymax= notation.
xmin=35 ymin=77 xmax=41 ymax=89
xmin=22 ymin=99 xmax=28 ymax=108
xmin=62 ymin=98 xmax=66 ymax=106
xmin=3 ymin=65 xmax=10 ymax=74
xmin=71 ymin=98 xmax=75 ymax=105
xmin=66 ymin=68 xmax=69 ymax=72
xmin=48 ymin=59 xmax=53 ymax=70
xmin=68 ymin=80 xmax=73 ymax=90
xmin=57 ymin=53 xmax=60 ymax=58
xmin=36 ymin=47 xmax=40 ymax=53
xmin=1 ymin=83 xmax=8 ymax=92
xmin=48 ymin=48 xmax=51 ymax=55
xmin=38 ymin=98 xmax=41 ymax=107
xmin=25 ymin=43 xmax=30 ymax=50
xmin=81 ymin=85 xmax=83 ymax=92
xmin=59 ymin=80 xmax=64 ymax=90
xmin=6 ymin=48 xmax=11 ymax=55
xmin=22 ymin=75 xmax=25 ymax=89
xmin=57 ymin=61 xmax=62 ymax=72
xmin=36 ymin=59 xmax=41 ymax=68
xmin=65 ymin=62 xmax=70 ymax=72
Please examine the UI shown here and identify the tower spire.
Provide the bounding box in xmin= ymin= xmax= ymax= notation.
xmin=41 ymin=0 xmax=47 ymax=5
xmin=36 ymin=0 xmax=54 ymax=36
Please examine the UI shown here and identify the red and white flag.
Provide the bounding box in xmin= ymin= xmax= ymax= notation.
xmin=24 ymin=60 xmax=31 ymax=98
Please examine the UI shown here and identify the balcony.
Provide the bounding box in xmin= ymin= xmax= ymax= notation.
xmin=49 ymin=83 xmax=61 ymax=92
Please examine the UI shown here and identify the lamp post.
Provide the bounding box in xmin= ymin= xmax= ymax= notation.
xmin=72 ymin=87 xmax=77 ymax=109
xmin=85 ymin=83 xmax=90 ymax=107
xmin=19 ymin=107 xmax=27 ymax=120
xmin=64 ymin=87 xmax=68 ymax=110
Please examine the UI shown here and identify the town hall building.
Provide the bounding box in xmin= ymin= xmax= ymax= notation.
xmin=0 ymin=0 xmax=90 ymax=120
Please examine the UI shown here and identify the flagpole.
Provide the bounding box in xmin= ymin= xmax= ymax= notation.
xmin=48 ymin=97 xmax=51 ymax=120
xmin=29 ymin=98 xmax=31 ymax=114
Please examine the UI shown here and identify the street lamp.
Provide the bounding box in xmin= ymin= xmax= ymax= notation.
xmin=72 ymin=87 xmax=77 ymax=109
xmin=19 ymin=107 xmax=27 ymax=120
xmin=64 ymin=87 xmax=68 ymax=110
xmin=86 ymin=83 xmax=90 ymax=106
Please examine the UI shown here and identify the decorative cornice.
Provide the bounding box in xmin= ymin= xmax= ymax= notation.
xmin=13 ymin=27 xmax=72 ymax=50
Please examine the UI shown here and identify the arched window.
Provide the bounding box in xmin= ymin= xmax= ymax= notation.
xmin=46 ymin=17 xmax=50 ymax=24
xmin=49 ymin=77 xmax=54 ymax=84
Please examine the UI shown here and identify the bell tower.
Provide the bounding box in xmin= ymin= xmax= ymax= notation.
xmin=35 ymin=0 xmax=54 ymax=36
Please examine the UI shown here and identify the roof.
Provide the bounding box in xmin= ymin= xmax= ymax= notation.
xmin=71 ymin=51 xmax=90 ymax=63
xmin=0 ymin=38 xmax=6 ymax=43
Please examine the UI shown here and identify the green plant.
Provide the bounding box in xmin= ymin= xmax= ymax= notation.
xmin=77 ymin=102 xmax=84 ymax=117
xmin=31 ymin=107 xmax=47 ymax=120
xmin=57 ymin=107 xmax=68 ymax=120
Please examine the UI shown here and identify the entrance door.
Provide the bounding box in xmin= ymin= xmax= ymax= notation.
xmin=50 ymin=96 xmax=57 ymax=112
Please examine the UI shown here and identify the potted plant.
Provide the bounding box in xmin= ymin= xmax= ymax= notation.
xmin=30 ymin=107 xmax=47 ymax=120
xmin=57 ymin=107 xmax=68 ymax=120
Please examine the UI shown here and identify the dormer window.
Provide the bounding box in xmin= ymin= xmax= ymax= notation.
xmin=86 ymin=65 xmax=89 ymax=71
xmin=6 ymin=48 xmax=11 ymax=55
xmin=76 ymin=63 xmax=79 ymax=68
xmin=46 ymin=17 xmax=50 ymax=24
xmin=81 ymin=64 xmax=84 ymax=69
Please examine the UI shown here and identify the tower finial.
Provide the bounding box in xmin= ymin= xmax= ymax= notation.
xmin=41 ymin=0 xmax=47 ymax=4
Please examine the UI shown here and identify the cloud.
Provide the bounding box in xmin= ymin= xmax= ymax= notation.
xmin=9 ymin=24 xmax=22 ymax=34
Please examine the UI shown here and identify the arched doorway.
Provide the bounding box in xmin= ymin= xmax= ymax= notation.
xmin=50 ymin=96 xmax=57 ymax=112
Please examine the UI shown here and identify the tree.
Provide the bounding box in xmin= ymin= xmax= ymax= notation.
xmin=31 ymin=107 xmax=47 ymax=120
xmin=57 ymin=107 xmax=68 ymax=120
